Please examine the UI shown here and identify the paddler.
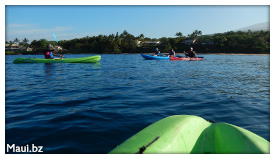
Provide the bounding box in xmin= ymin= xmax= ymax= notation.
xmin=169 ymin=48 xmax=176 ymax=57
xmin=154 ymin=48 xmax=162 ymax=56
xmin=185 ymin=47 xmax=197 ymax=58
xmin=44 ymin=44 xmax=64 ymax=59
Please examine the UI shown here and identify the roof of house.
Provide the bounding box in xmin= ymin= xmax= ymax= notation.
xmin=144 ymin=41 xmax=160 ymax=44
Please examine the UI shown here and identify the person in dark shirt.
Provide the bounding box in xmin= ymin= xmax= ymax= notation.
xmin=185 ymin=47 xmax=196 ymax=58
xmin=154 ymin=48 xmax=161 ymax=56
xmin=169 ymin=49 xmax=175 ymax=57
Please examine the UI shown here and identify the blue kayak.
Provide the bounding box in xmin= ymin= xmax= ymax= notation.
xmin=141 ymin=54 xmax=170 ymax=60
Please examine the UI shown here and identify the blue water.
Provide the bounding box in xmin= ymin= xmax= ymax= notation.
xmin=5 ymin=54 xmax=270 ymax=153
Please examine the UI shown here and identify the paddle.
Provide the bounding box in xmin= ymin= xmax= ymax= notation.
xmin=53 ymin=33 xmax=64 ymax=59
xmin=53 ymin=33 xmax=58 ymax=44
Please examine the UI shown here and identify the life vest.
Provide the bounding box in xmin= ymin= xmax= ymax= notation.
xmin=44 ymin=51 xmax=52 ymax=59
xmin=170 ymin=51 xmax=175 ymax=56
xmin=187 ymin=51 xmax=195 ymax=57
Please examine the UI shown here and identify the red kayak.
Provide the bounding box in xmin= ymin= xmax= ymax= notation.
xmin=170 ymin=56 xmax=204 ymax=61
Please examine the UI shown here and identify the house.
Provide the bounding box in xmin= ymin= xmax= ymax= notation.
xmin=5 ymin=44 xmax=33 ymax=51
xmin=5 ymin=44 xmax=10 ymax=49
xmin=136 ymin=40 xmax=161 ymax=47
xmin=181 ymin=38 xmax=196 ymax=45
xmin=202 ymin=40 xmax=215 ymax=45
xmin=5 ymin=44 xmax=22 ymax=51
xmin=136 ymin=40 xmax=142 ymax=47
xmin=142 ymin=41 xmax=161 ymax=46
xmin=54 ymin=46 xmax=62 ymax=50
xmin=26 ymin=47 xmax=33 ymax=51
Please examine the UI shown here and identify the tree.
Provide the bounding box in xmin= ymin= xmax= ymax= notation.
xmin=175 ymin=32 xmax=183 ymax=37
xmin=138 ymin=34 xmax=145 ymax=40
xmin=188 ymin=30 xmax=202 ymax=38
xmin=36 ymin=39 xmax=48 ymax=50
xmin=30 ymin=40 xmax=39 ymax=51
xmin=119 ymin=30 xmax=137 ymax=53
xmin=120 ymin=30 xmax=129 ymax=38
xmin=247 ymin=30 xmax=252 ymax=35
xmin=114 ymin=32 xmax=121 ymax=53
xmin=22 ymin=38 xmax=29 ymax=47
xmin=214 ymin=35 xmax=227 ymax=44
xmin=159 ymin=37 xmax=171 ymax=52
xmin=13 ymin=38 xmax=20 ymax=44
xmin=23 ymin=30 xmax=269 ymax=54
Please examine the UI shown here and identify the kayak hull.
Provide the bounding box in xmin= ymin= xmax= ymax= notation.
xmin=13 ymin=55 xmax=101 ymax=64
xmin=141 ymin=54 xmax=169 ymax=60
xmin=170 ymin=56 xmax=204 ymax=61
xmin=109 ymin=115 xmax=269 ymax=154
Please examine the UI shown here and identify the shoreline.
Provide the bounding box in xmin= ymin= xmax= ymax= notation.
xmin=5 ymin=52 xmax=270 ymax=56
xmin=144 ymin=53 xmax=270 ymax=56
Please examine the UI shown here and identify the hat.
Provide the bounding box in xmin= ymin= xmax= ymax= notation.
xmin=156 ymin=48 xmax=159 ymax=51
xmin=47 ymin=44 xmax=53 ymax=49
xmin=190 ymin=47 xmax=193 ymax=50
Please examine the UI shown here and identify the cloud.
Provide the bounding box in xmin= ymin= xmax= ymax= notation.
xmin=8 ymin=23 xmax=34 ymax=28
xmin=6 ymin=23 xmax=103 ymax=42
xmin=7 ymin=24 xmax=73 ymax=35
xmin=6 ymin=23 xmax=75 ymax=42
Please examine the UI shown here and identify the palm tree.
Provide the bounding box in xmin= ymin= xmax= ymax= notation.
xmin=138 ymin=34 xmax=145 ymax=39
xmin=22 ymin=38 xmax=29 ymax=47
xmin=188 ymin=30 xmax=202 ymax=38
xmin=175 ymin=32 xmax=183 ymax=37
xmin=13 ymin=38 xmax=20 ymax=44
xmin=30 ymin=40 xmax=39 ymax=51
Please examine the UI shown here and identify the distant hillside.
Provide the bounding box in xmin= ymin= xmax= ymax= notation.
xmin=236 ymin=22 xmax=270 ymax=32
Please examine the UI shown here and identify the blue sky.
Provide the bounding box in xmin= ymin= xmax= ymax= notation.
xmin=5 ymin=5 xmax=269 ymax=43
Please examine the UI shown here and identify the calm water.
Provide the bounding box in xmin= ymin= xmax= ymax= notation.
xmin=5 ymin=54 xmax=270 ymax=153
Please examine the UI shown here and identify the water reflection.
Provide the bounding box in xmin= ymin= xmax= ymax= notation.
xmin=44 ymin=63 xmax=53 ymax=75
xmin=43 ymin=63 xmax=65 ymax=82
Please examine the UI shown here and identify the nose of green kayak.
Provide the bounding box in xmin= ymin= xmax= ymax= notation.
xmin=109 ymin=115 xmax=269 ymax=154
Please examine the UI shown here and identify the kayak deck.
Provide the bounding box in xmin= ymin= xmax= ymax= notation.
xmin=109 ymin=115 xmax=269 ymax=154
xmin=141 ymin=54 xmax=170 ymax=60
xmin=13 ymin=55 xmax=101 ymax=63
xmin=141 ymin=54 xmax=204 ymax=61
xmin=170 ymin=56 xmax=204 ymax=61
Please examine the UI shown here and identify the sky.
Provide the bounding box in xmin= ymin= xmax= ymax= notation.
xmin=5 ymin=5 xmax=270 ymax=43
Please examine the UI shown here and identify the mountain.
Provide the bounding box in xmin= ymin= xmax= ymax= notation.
xmin=236 ymin=22 xmax=270 ymax=32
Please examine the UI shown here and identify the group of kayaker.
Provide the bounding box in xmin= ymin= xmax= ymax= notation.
xmin=44 ymin=44 xmax=196 ymax=59
xmin=154 ymin=47 xmax=197 ymax=58
xmin=44 ymin=44 xmax=64 ymax=59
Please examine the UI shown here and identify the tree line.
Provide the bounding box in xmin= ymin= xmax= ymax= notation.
xmin=6 ymin=29 xmax=270 ymax=54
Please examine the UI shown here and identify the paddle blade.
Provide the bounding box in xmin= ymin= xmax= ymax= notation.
xmin=53 ymin=33 xmax=58 ymax=43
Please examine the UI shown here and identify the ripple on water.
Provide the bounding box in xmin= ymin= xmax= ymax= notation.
xmin=5 ymin=54 xmax=270 ymax=153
